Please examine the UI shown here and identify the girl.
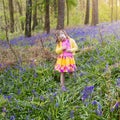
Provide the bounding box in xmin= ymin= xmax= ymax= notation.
xmin=54 ymin=30 xmax=78 ymax=91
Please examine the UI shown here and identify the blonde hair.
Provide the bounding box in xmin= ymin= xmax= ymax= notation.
xmin=55 ymin=30 xmax=69 ymax=43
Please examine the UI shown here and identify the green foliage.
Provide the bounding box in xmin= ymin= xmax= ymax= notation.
xmin=66 ymin=0 xmax=77 ymax=8
xmin=0 ymin=31 xmax=6 ymax=40
xmin=19 ymin=16 xmax=26 ymax=23
xmin=0 ymin=33 xmax=120 ymax=119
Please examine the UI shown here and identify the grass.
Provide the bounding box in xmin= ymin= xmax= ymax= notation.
xmin=0 ymin=22 xmax=120 ymax=120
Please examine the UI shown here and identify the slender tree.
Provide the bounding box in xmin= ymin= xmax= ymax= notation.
xmin=53 ymin=0 xmax=57 ymax=18
xmin=91 ymin=0 xmax=98 ymax=26
xmin=32 ymin=0 xmax=38 ymax=30
xmin=2 ymin=0 xmax=18 ymax=62
xmin=25 ymin=0 xmax=32 ymax=37
xmin=44 ymin=0 xmax=50 ymax=33
xmin=57 ymin=0 xmax=65 ymax=29
xmin=111 ymin=0 xmax=113 ymax=22
xmin=66 ymin=0 xmax=77 ymax=26
xmin=84 ymin=0 xmax=90 ymax=24
xmin=8 ymin=0 xmax=14 ymax=33
xmin=116 ymin=0 xmax=118 ymax=21
xmin=16 ymin=0 xmax=24 ymax=30
xmin=66 ymin=0 xmax=69 ymax=26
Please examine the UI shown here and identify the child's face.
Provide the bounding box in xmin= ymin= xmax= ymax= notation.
xmin=59 ymin=31 xmax=66 ymax=41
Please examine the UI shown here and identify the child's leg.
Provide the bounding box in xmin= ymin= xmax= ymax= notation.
xmin=60 ymin=72 xmax=65 ymax=87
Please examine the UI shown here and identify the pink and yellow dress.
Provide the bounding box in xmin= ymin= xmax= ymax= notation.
xmin=55 ymin=38 xmax=78 ymax=73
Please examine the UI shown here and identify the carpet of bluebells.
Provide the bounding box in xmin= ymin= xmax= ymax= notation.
xmin=0 ymin=21 xmax=120 ymax=120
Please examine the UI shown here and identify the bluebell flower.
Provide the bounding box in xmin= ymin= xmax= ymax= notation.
xmin=55 ymin=102 xmax=59 ymax=107
xmin=92 ymin=100 xmax=98 ymax=105
xmin=53 ymin=92 xmax=57 ymax=97
xmin=0 ymin=64 xmax=2 ymax=68
xmin=20 ymin=77 xmax=22 ymax=81
xmin=7 ymin=95 xmax=12 ymax=101
xmin=116 ymin=78 xmax=120 ymax=87
xmin=17 ymin=89 xmax=21 ymax=95
xmin=0 ymin=89 xmax=2 ymax=94
xmin=40 ymin=96 xmax=45 ymax=101
xmin=111 ymin=102 xmax=120 ymax=112
xmin=95 ymin=109 xmax=102 ymax=116
xmin=81 ymin=86 xmax=94 ymax=101
xmin=92 ymin=100 xmax=102 ymax=116
xmin=34 ymin=72 xmax=37 ymax=78
xmin=2 ymin=107 xmax=7 ymax=112
xmin=79 ymin=72 xmax=84 ymax=77
xmin=32 ymin=105 xmax=36 ymax=109
xmin=10 ymin=115 xmax=15 ymax=120
xmin=70 ymin=110 xmax=74 ymax=119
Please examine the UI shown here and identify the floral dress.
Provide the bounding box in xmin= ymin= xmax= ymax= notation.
xmin=55 ymin=39 xmax=76 ymax=73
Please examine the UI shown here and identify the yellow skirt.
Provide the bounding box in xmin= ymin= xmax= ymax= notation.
xmin=55 ymin=56 xmax=76 ymax=73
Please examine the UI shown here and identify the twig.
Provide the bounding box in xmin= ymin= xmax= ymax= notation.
xmin=2 ymin=0 xmax=19 ymax=64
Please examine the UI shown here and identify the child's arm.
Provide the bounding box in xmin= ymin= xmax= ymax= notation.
xmin=55 ymin=43 xmax=65 ymax=54
xmin=69 ymin=38 xmax=78 ymax=53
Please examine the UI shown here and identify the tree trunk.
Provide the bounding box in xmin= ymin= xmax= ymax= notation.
xmin=57 ymin=0 xmax=65 ymax=30
xmin=84 ymin=0 xmax=90 ymax=24
xmin=16 ymin=0 xmax=24 ymax=30
xmin=8 ymin=0 xmax=14 ymax=33
xmin=54 ymin=0 xmax=57 ymax=18
xmin=44 ymin=0 xmax=50 ymax=33
xmin=66 ymin=0 xmax=69 ymax=26
xmin=111 ymin=0 xmax=113 ymax=22
xmin=25 ymin=0 xmax=32 ymax=37
xmin=91 ymin=0 xmax=98 ymax=26
xmin=116 ymin=0 xmax=118 ymax=21
xmin=2 ymin=0 xmax=19 ymax=63
xmin=32 ymin=0 xmax=38 ymax=30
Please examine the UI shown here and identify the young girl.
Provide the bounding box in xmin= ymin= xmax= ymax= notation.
xmin=54 ymin=30 xmax=78 ymax=91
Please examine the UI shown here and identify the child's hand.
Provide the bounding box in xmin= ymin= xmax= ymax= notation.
xmin=66 ymin=49 xmax=72 ymax=52
xmin=62 ymin=46 xmax=66 ymax=50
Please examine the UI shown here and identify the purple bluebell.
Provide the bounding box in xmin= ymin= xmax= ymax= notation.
xmin=92 ymin=100 xmax=98 ymax=105
xmin=70 ymin=110 xmax=74 ymax=119
xmin=81 ymin=86 xmax=94 ymax=101
xmin=2 ymin=107 xmax=7 ymax=112
xmin=95 ymin=109 xmax=102 ymax=116
xmin=55 ymin=102 xmax=59 ymax=107
xmin=0 ymin=89 xmax=2 ymax=94
xmin=116 ymin=78 xmax=120 ymax=87
xmin=79 ymin=72 xmax=84 ymax=77
xmin=17 ymin=89 xmax=21 ymax=95
xmin=111 ymin=102 xmax=120 ymax=112
xmin=10 ymin=115 xmax=15 ymax=120
xmin=53 ymin=92 xmax=57 ymax=97
xmin=0 ymin=64 xmax=2 ymax=68
xmin=40 ymin=96 xmax=45 ymax=101
xmin=7 ymin=95 xmax=12 ymax=101
xmin=92 ymin=100 xmax=102 ymax=116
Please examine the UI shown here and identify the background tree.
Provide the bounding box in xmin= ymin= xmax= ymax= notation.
xmin=116 ymin=0 xmax=118 ymax=21
xmin=91 ymin=0 xmax=98 ymax=26
xmin=53 ymin=0 xmax=57 ymax=18
xmin=57 ymin=0 xmax=65 ymax=29
xmin=44 ymin=0 xmax=50 ymax=33
xmin=2 ymin=0 xmax=18 ymax=62
xmin=111 ymin=0 xmax=113 ymax=22
xmin=32 ymin=0 xmax=38 ymax=30
xmin=9 ymin=0 xmax=14 ymax=33
xmin=66 ymin=0 xmax=77 ymax=26
xmin=84 ymin=0 xmax=90 ymax=24
xmin=16 ymin=0 xmax=24 ymax=30
xmin=25 ymin=0 xmax=32 ymax=37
